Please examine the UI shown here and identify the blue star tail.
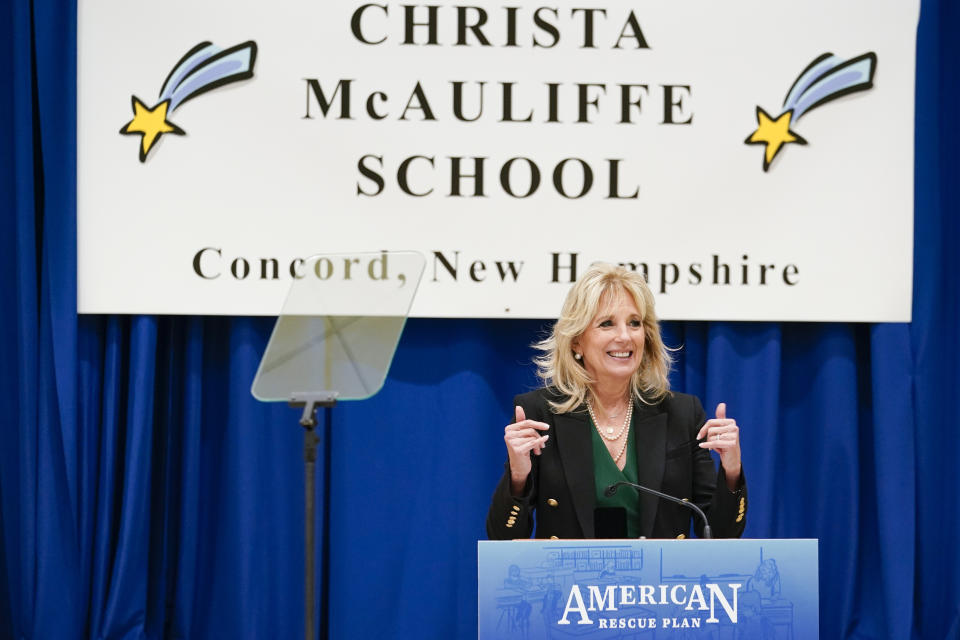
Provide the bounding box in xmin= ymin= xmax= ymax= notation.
xmin=781 ymin=52 xmax=876 ymax=121
xmin=158 ymin=41 xmax=258 ymax=112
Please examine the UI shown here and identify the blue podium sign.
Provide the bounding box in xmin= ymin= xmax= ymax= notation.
xmin=478 ymin=539 xmax=818 ymax=639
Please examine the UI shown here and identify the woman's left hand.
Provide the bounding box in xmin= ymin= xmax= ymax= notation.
xmin=697 ymin=402 xmax=742 ymax=489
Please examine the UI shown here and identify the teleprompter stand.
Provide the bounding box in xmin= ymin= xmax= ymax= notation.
xmin=290 ymin=391 xmax=337 ymax=640
xmin=251 ymin=251 xmax=425 ymax=640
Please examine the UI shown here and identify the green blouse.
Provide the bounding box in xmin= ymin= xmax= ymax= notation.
xmin=590 ymin=415 xmax=641 ymax=538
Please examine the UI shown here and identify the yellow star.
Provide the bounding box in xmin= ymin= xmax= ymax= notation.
xmin=119 ymin=96 xmax=185 ymax=162
xmin=744 ymin=107 xmax=806 ymax=171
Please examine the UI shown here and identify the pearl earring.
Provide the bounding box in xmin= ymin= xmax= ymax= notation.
xmin=574 ymin=352 xmax=582 ymax=360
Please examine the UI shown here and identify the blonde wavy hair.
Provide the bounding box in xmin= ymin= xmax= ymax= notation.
xmin=533 ymin=263 xmax=673 ymax=413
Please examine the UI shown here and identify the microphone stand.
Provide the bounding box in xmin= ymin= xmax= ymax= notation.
xmin=605 ymin=481 xmax=712 ymax=539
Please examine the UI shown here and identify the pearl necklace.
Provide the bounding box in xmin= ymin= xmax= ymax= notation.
xmin=611 ymin=431 xmax=630 ymax=463
xmin=587 ymin=399 xmax=633 ymax=443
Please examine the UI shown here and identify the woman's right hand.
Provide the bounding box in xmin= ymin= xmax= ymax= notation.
xmin=504 ymin=405 xmax=550 ymax=495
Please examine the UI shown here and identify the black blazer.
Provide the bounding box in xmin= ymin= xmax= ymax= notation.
xmin=486 ymin=388 xmax=747 ymax=540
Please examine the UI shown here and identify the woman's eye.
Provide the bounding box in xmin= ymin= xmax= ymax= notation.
xmin=599 ymin=320 xmax=613 ymax=327
xmin=630 ymin=320 xmax=642 ymax=327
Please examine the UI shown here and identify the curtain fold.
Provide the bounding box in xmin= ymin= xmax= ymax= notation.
xmin=1 ymin=0 xmax=958 ymax=638
xmin=913 ymin=1 xmax=960 ymax=636
xmin=869 ymin=324 xmax=916 ymax=639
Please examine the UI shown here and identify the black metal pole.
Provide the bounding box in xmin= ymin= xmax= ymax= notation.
xmin=320 ymin=405 xmax=333 ymax=639
xmin=292 ymin=394 xmax=336 ymax=640
xmin=304 ymin=426 xmax=319 ymax=640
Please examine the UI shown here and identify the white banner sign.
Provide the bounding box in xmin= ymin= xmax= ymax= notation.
xmin=78 ymin=0 xmax=918 ymax=320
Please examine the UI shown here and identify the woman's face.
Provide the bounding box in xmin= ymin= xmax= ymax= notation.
xmin=574 ymin=290 xmax=645 ymax=388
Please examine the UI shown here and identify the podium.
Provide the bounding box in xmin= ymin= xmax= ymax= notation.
xmin=478 ymin=539 xmax=818 ymax=639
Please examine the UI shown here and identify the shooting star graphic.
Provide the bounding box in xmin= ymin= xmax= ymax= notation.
xmin=120 ymin=40 xmax=258 ymax=162
xmin=745 ymin=52 xmax=876 ymax=171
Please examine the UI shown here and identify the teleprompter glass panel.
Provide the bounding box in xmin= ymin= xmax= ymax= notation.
xmin=251 ymin=251 xmax=425 ymax=402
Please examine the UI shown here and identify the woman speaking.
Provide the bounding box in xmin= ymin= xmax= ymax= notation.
xmin=487 ymin=264 xmax=746 ymax=540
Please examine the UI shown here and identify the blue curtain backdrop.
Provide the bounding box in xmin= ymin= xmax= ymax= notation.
xmin=1 ymin=1 xmax=958 ymax=638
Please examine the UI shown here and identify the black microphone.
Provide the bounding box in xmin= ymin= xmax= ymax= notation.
xmin=604 ymin=481 xmax=713 ymax=539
